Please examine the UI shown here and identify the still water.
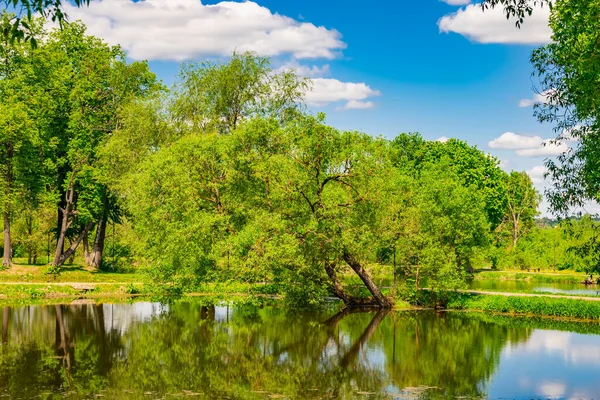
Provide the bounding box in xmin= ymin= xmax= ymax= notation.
xmin=468 ymin=279 xmax=600 ymax=296
xmin=1 ymin=301 xmax=599 ymax=399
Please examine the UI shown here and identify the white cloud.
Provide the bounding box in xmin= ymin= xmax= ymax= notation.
xmin=438 ymin=3 xmax=551 ymax=44
xmin=441 ymin=0 xmax=471 ymax=5
xmin=305 ymin=78 xmax=380 ymax=110
xmin=277 ymin=59 xmax=330 ymax=78
xmin=436 ymin=136 xmax=450 ymax=143
xmin=516 ymin=140 xmax=569 ymax=157
xmin=527 ymin=165 xmax=548 ymax=184
xmin=488 ymin=132 xmax=543 ymax=150
xmin=489 ymin=132 xmax=569 ymax=157
xmin=342 ymin=100 xmax=375 ymax=110
xmin=61 ymin=0 xmax=346 ymax=61
xmin=519 ymin=93 xmax=548 ymax=108
xmin=499 ymin=158 xmax=510 ymax=171
xmin=519 ymin=89 xmax=557 ymax=108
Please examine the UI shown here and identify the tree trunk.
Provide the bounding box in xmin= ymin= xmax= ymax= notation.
xmin=512 ymin=217 xmax=519 ymax=248
xmin=324 ymin=261 xmax=352 ymax=304
xmin=89 ymin=213 xmax=107 ymax=269
xmin=343 ymin=250 xmax=391 ymax=308
xmin=83 ymin=232 xmax=92 ymax=266
xmin=53 ymin=188 xmax=74 ymax=266
xmin=2 ymin=212 xmax=12 ymax=268
xmin=52 ymin=222 xmax=94 ymax=267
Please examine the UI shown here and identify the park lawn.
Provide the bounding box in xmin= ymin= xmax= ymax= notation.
xmin=0 ymin=263 xmax=141 ymax=283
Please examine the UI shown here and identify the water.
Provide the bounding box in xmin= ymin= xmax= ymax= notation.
xmin=0 ymin=301 xmax=599 ymax=399
xmin=468 ymin=279 xmax=600 ymax=296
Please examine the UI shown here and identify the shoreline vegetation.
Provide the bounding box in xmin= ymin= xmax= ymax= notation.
xmin=0 ymin=264 xmax=599 ymax=322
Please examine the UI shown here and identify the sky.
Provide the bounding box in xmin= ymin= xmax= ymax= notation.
xmin=58 ymin=0 xmax=592 ymax=215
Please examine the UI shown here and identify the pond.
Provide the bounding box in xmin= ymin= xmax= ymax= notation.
xmin=1 ymin=300 xmax=599 ymax=399
xmin=468 ymin=279 xmax=600 ymax=296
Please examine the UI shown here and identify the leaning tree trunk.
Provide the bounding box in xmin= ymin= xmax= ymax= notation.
xmin=53 ymin=187 xmax=74 ymax=266
xmin=343 ymin=250 xmax=391 ymax=308
xmin=2 ymin=211 xmax=12 ymax=268
xmin=324 ymin=261 xmax=352 ymax=305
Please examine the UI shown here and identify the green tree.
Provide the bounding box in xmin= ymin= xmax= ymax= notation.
xmin=0 ymin=14 xmax=45 ymax=267
xmin=501 ymin=171 xmax=541 ymax=248
xmin=31 ymin=22 xmax=158 ymax=268
xmin=0 ymin=0 xmax=89 ymax=45
xmin=172 ymin=51 xmax=309 ymax=135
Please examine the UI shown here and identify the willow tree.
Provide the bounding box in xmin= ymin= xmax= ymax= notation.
xmin=172 ymin=51 xmax=309 ymax=135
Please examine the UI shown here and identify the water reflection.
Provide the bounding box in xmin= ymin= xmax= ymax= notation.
xmin=0 ymin=301 xmax=597 ymax=399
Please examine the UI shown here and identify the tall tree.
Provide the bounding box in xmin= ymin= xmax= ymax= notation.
xmin=502 ymin=171 xmax=540 ymax=248
xmin=172 ymin=51 xmax=309 ymax=135
xmin=32 ymin=22 xmax=157 ymax=267
xmin=0 ymin=14 xmax=44 ymax=267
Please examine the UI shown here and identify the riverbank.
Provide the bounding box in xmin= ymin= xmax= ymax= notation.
xmin=445 ymin=292 xmax=600 ymax=320
xmin=473 ymin=270 xmax=587 ymax=283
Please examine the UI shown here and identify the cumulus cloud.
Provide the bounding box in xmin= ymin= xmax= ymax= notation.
xmin=277 ymin=59 xmax=330 ymax=78
xmin=489 ymin=132 xmax=569 ymax=157
xmin=61 ymin=0 xmax=346 ymax=61
xmin=519 ymin=89 xmax=557 ymax=108
xmin=519 ymin=93 xmax=548 ymax=108
xmin=441 ymin=0 xmax=471 ymax=5
xmin=516 ymin=141 xmax=569 ymax=157
xmin=527 ymin=165 xmax=548 ymax=184
xmin=342 ymin=100 xmax=375 ymax=110
xmin=305 ymin=78 xmax=380 ymax=110
xmin=438 ymin=3 xmax=551 ymax=44
xmin=488 ymin=132 xmax=543 ymax=150
xmin=436 ymin=136 xmax=450 ymax=143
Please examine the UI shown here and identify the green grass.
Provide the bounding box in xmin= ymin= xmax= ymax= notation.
xmin=0 ymin=264 xmax=140 ymax=283
xmin=473 ymin=270 xmax=585 ymax=283
xmin=447 ymin=292 xmax=600 ymax=320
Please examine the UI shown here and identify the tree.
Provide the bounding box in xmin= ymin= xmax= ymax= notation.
xmin=390 ymin=135 xmax=508 ymax=230
xmin=0 ymin=0 xmax=89 ymax=45
xmin=28 ymin=22 xmax=158 ymax=268
xmin=502 ymin=171 xmax=540 ymax=248
xmin=0 ymin=14 xmax=45 ymax=267
xmin=481 ymin=0 xmax=552 ymax=27
xmin=172 ymin=51 xmax=309 ymax=135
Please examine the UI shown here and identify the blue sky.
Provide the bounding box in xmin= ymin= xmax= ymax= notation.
xmin=61 ymin=0 xmax=576 ymax=213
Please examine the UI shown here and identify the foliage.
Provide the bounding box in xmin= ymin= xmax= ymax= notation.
xmin=0 ymin=0 xmax=89 ymax=45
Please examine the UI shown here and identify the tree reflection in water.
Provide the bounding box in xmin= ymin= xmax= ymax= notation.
xmin=0 ymin=301 xmax=539 ymax=399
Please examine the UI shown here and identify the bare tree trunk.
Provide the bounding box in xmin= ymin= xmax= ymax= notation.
xmin=53 ymin=188 xmax=74 ymax=266
xmin=53 ymin=222 xmax=94 ymax=267
xmin=89 ymin=213 xmax=107 ymax=269
xmin=324 ymin=261 xmax=352 ymax=304
xmin=2 ymin=212 xmax=12 ymax=268
xmin=512 ymin=217 xmax=519 ymax=248
xmin=83 ymin=232 xmax=92 ymax=265
xmin=343 ymin=250 xmax=391 ymax=308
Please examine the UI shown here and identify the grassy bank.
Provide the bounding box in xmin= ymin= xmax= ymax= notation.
xmin=473 ymin=270 xmax=586 ymax=283
xmin=0 ymin=264 xmax=140 ymax=283
xmin=446 ymin=292 xmax=600 ymax=320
